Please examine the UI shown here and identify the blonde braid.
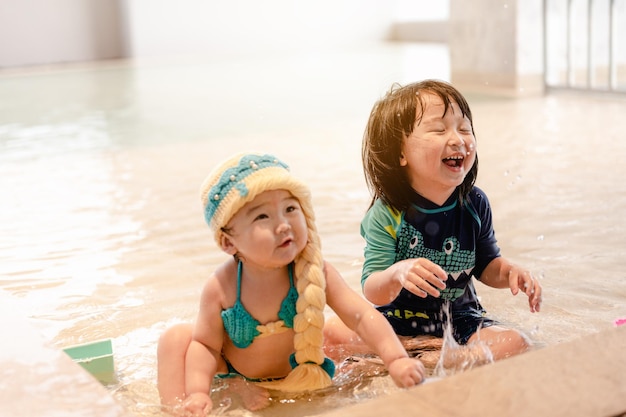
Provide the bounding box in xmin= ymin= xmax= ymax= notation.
xmin=258 ymin=191 xmax=333 ymax=392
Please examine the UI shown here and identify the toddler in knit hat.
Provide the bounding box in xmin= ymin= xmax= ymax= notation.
xmin=157 ymin=152 xmax=425 ymax=415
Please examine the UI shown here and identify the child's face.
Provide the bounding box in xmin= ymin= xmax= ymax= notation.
xmin=400 ymin=92 xmax=477 ymax=204
xmin=221 ymin=189 xmax=308 ymax=268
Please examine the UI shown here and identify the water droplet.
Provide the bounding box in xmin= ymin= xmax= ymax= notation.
xmin=530 ymin=325 xmax=540 ymax=336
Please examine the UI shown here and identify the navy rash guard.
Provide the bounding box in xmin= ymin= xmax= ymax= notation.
xmin=360 ymin=186 xmax=501 ymax=341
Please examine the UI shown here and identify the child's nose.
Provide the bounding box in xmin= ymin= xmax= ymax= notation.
xmin=276 ymin=219 xmax=291 ymax=234
xmin=448 ymin=133 xmax=465 ymax=148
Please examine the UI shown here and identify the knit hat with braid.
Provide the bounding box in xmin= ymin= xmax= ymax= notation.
xmin=200 ymin=152 xmax=334 ymax=392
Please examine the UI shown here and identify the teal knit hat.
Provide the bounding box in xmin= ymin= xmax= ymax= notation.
xmin=199 ymin=152 xmax=314 ymax=245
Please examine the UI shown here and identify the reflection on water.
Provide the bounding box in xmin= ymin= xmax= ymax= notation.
xmin=0 ymin=118 xmax=141 ymax=340
xmin=113 ymin=354 xmax=402 ymax=417
xmin=2 ymin=43 xmax=626 ymax=416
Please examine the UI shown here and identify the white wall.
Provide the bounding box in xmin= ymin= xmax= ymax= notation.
xmin=393 ymin=0 xmax=449 ymax=22
xmin=0 ymin=0 xmax=395 ymax=68
xmin=449 ymin=0 xmax=545 ymax=94
xmin=121 ymin=0 xmax=395 ymax=59
xmin=517 ymin=1 xmax=545 ymax=76
xmin=391 ymin=0 xmax=449 ymax=42
xmin=0 ymin=0 xmax=125 ymax=68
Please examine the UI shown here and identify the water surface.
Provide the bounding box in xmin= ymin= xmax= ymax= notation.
xmin=1 ymin=43 xmax=625 ymax=416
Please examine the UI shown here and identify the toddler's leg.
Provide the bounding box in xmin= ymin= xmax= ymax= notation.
xmin=429 ymin=326 xmax=531 ymax=375
xmin=157 ymin=323 xmax=194 ymax=406
xmin=227 ymin=378 xmax=271 ymax=411
xmin=323 ymin=315 xmax=370 ymax=360
xmin=472 ymin=325 xmax=531 ymax=360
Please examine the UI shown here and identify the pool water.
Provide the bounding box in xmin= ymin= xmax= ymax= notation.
xmin=2 ymin=42 xmax=626 ymax=416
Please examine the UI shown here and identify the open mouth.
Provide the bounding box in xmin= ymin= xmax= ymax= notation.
xmin=443 ymin=155 xmax=464 ymax=168
xmin=279 ymin=237 xmax=293 ymax=247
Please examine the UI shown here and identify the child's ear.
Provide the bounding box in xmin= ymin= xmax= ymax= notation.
xmin=220 ymin=234 xmax=238 ymax=255
xmin=399 ymin=152 xmax=408 ymax=167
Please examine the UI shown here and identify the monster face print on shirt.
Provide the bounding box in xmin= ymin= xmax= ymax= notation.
xmin=361 ymin=187 xmax=502 ymax=315
xmin=396 ymin=224 xmax=475 ymax=302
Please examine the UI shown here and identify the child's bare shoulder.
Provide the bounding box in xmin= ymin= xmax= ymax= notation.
xmin=201 ymin=259 xmax=237 ymax=306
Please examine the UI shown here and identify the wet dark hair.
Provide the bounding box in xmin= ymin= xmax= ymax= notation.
xmin=361 ymin=79 xmax=478 ymax=211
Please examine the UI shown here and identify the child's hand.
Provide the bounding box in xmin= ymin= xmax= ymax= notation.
xmin=387 ymin=357 xmax=426 ymax=388
xmin=181 ymin=392 xmax=212 ymax=416
xmin=399 ymin=258 xmax=448 ymax=298
xmin=507 ymin=266 xmax=542 ymax=313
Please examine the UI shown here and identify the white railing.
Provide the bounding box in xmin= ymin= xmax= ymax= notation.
xmin=544 ymin=0 xmax=626 ymax=93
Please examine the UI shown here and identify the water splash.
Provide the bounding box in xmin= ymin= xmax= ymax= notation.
xmin=432 ymin=302 xmax=494 ymax=378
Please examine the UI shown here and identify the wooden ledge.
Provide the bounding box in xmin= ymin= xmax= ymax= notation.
xmin=320 ymin=325 xmax=626 ymax=417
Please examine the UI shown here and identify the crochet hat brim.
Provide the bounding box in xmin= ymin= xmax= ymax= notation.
xmin=200 ymin=153 xmax=314 ymax=246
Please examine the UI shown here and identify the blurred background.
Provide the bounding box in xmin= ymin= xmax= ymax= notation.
xmin=1 ymin=1 xmax=626 ymax=416
xmin=1 ymin=0 xmax=624 ymax=92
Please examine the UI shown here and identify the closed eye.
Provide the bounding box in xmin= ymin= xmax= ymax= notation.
xmin=459 ymin=121 xmax=472 ymax=133
xmin=423 ymin=121 xmax=446 ymax=133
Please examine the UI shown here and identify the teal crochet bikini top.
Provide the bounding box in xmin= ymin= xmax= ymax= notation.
xmin=221 ymin=261 xmax=298 ymax=349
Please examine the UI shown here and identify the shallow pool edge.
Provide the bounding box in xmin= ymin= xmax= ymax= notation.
xmin=0 ymin=295 xmax=131 ymax=417
xmin=320 ymin=325 xmax=626 ymax=417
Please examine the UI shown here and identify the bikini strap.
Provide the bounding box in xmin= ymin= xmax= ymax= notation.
xmin=288 ymin=262 xmax=294 ymax=287
xmin=236 ymin=260 xmax=243 ymax=300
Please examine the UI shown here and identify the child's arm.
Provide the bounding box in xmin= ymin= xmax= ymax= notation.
xmin=324 ymin=262 xmax=426 ymax=387
xmin=362 ymin=258 xmax=448 ymax=305
xmin=479 ymin=257 xmax=542 ymax=312
xmin=183 ymin=277 xmax=227 ymax=414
